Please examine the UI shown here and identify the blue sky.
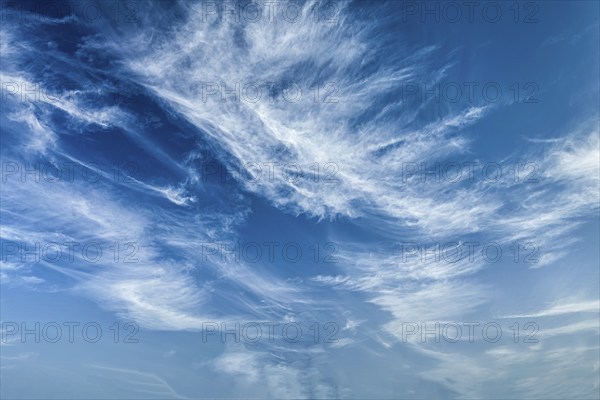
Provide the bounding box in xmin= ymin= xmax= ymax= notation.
xmin=0 ymin=0 xmax=599 ymax=398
